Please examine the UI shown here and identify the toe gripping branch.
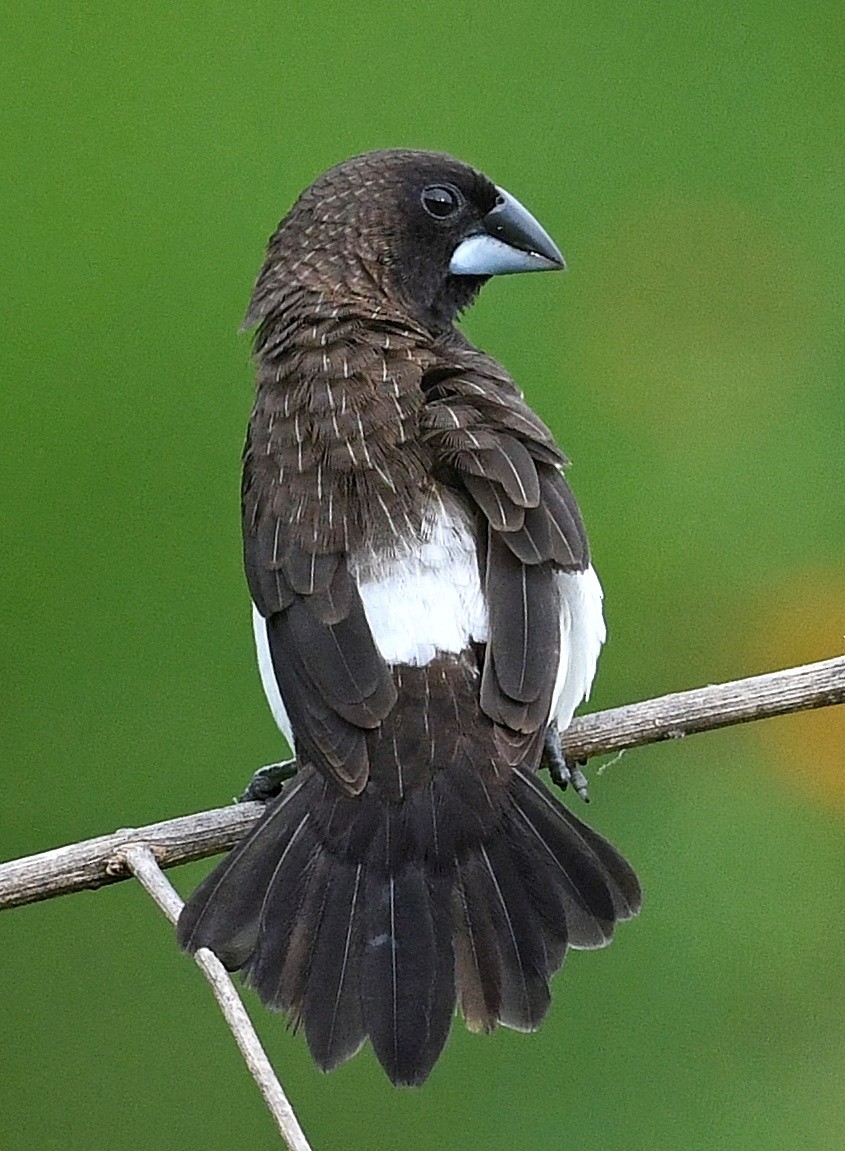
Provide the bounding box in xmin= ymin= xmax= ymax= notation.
xmin=239 ymin=759 xmax=298 ymax=803
xmin=543 ymin=725 xmax=590 ymax=803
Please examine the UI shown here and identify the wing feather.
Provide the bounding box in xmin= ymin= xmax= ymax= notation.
xmin=423 ymin=353 xmax=593 ymax=763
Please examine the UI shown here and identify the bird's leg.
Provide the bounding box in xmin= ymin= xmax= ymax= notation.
xmin=239 ymin=758 xmax=298 ymax=803
xmin=543 ymin=724 xmax=590 ymax=803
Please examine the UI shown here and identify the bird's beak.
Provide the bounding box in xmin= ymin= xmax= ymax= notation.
xmin=449 ymin=186 xmax=566 ymax=277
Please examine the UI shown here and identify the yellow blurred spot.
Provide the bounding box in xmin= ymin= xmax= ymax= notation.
xmin=744 ymin=569 xmax=845 ymax=811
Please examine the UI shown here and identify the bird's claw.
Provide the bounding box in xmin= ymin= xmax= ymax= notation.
xmin=239 ymin=758 xmax=298 ymax=803
xmin=543 ymin=726 xmax=590 ymax=803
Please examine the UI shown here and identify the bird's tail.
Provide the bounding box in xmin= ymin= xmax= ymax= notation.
xmin=177 ymin=760 xmax=641 ymax=1086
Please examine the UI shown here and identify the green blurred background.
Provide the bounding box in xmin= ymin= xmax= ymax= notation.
xmin=2 ymin=2 xmax=843 ymax=1148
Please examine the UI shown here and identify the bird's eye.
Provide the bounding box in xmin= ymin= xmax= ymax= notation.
xmin=421 ymin=184 xmax=463 ymax=219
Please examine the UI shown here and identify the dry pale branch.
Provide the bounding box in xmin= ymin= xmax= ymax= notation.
xmin=1 ymin=655 xmax=843 ymax=913
xmin=558 ymin=653 xmax=845 ymax=761
xmin=120 ymin=845 xmax=312 ymax=1151
xmin=3 ymin=655 xmax=842 ymax=1150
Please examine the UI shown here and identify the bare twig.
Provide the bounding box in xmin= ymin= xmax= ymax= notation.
xmin=1 ymin=655 xmax=843 ymax=913
xmin=559 ymin=653 xmax=845 ymax=762
xmin=121 ymin=844 xmax=312 ymax=1151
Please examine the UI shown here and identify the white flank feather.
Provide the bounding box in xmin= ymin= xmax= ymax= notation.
xmin=551 ymin=564 xmax=606 ymax=731
xmin=252 ymin=605 xmax=294 ymax=746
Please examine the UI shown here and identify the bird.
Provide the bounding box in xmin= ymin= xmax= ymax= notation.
xmin=177 ymin=149 xmax=642 ymax=1087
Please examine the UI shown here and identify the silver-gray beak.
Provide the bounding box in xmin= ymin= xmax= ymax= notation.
xmin=449 ymin=186 xmax=565 ymax=276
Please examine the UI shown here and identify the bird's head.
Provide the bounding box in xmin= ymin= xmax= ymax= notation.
xmin=245 ymin=149 xmax=565 ymax=335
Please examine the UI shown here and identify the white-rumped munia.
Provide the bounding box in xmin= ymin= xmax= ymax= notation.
xmin=177 ymin=150 xmax=641 ymax=1086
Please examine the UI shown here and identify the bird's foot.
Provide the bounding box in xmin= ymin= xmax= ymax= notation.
xmin=543 ymin=725 xmax=590 ymax=803
xmin=239 ymin=758 xmax=298 ymax=803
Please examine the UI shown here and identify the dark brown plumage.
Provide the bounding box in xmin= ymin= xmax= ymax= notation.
xmin=178 ymin=149 xmax=641 ymax=1086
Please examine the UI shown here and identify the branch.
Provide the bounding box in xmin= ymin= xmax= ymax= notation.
xmin=121 ymin=845 xmax=312 ymax=1151
xmin=2 ymin=655 xmax=843 ymax=913
xmin=0 ymin=802 xmax=263 ymax=911
xmin=558 ymin=653 xmax=845 ymax=762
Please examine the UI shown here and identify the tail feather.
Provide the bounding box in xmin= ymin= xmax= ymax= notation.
xmin=246 ymin=834 xmax=328 ymax=1017
xmin=555 ymin=806 xmax=643 ymax=922
xmin=419 ymin=871 xmax=457 ymax=1071
xmin=453 ymin=859 xmax=503 ymax=1032
xmin=303 ymin=861 xmax=367 ymax=1070
xmin=500 ymin=804 xmax=576 ymax=963
xmin=512 ymin=766 xmax=643 ymax=926
xmin=178 ymin=754 xmax=640 ymax=1085
xmin=507 ymin=772 xmax=616 ymax=949
xmin=361 ymin=862 xmax=454 ymax=1086
xmin=176 ymin=775 xmax=311 ymax=968
xmin=476 ymin=841 xmax=551 ymax=1031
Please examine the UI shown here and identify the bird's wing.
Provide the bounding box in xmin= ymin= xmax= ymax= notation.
xmin=422 ymin=353 xmax=590 ymax=764
xmin=242 ymin=404 xmax=400 ymax=797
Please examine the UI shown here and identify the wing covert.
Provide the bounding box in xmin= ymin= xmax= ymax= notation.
xmin=422 ymin=354 xmax=590 ymax=763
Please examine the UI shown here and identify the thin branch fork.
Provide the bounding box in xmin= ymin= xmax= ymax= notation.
xmin=2 ymin=655 xmax=842 ymax=913
xmin=121 ymin=845 xmax=312 ymax=1151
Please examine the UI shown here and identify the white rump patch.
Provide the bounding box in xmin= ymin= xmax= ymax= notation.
xmin=349 ymin=498 xmax=489 ymax=666
xmin=251 ymin=496 xmax=605 ymax=747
